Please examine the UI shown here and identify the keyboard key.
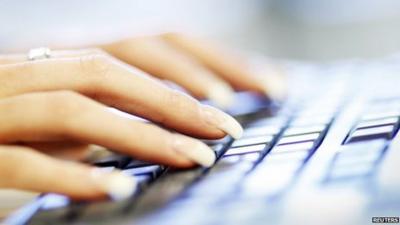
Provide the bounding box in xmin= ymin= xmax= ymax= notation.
xmin=225 ymin=144 xmax=266 ymax=156
xmin=335 ymin=140 xmax=385 ymax=165
xmin=124 ymin=160 xmax=154 ymax=169
xmin=221 ymin=154 xmax=242 ymax=163
xmin=278 ymin=133 xmax=320 ymax=145
xmin=347 ymin=125 xmax=395 ymax=143
xmin=327 ymin=140 xmax=386 ymax=180
xmin=284 ymin=125 xmax=326 ymax=136
xmin=231 ymin=135 xmax=273 ymax=148
xmin=329 ymin=163 xmax=373 ymax=180
xmin=265 ymin=151 xmax=308 ymax=162
xmin=123 ymin=165 xmax=161 ymax=178
xmin=271 ymin=141 xmax=314 ymax=153
xmin=290 ymin=115 xmax=332 ymax=126
xmin=187 ymin=160 xmax=252 ymax=197
xmin=247 ymin=117 xmax=287 ymax=127
xmin=243 ymin=161 xmax=299 ymax=196
xmin=297 ymin=108 xmax=336 ymax=117
xmin=92 ymin=154 xmax=130 ymax=168
xmin=361 ymin=110 xmax=400 ymax=121
xmin=242 ymin=126 xmax=281 ymax=137
xmin=40 ymin=194 xmax=70 ymax=210
xmin=241 ymin=152 xmax=261 ymax=162
xmin=356 ymin=117 xmax=398 ymax=129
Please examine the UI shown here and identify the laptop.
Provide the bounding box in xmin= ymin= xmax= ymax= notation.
xmin=4 ymin=55 xmax=400 ymax=225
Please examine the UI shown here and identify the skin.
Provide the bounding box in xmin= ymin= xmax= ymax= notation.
xmin=0 ymin=33 xmax=285 ymax=200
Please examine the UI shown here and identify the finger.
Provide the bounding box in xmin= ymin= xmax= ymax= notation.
xmin=0 ymin=54 xmax=242 ymax=139
xmin=0 ymin=145 xmax=136 ymax=200
xmin=102 ymin=37 xmax=236 ymax=108
xmin=0 ymin=91 xmax=217 ymax=167
xmin=23 ymin=141 xmax=92 ymax=161
xmin=0 ymin=48 xmax=107 ymax=64
xmin=162 ymin=33 xmax=287 ymax=100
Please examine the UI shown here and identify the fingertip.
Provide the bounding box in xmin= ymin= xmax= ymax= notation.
xmin=205 ymin=81 xmax=236 ymax=109
xmin=259 ymin=76 xmax=287 ymax=101
xmin=171 ymin=134 xmax=216 ymax=167
xmin=91 ymin=168 xmax=137 ymax=200
xmin=200 ymin=105 xmax=243 ymax=139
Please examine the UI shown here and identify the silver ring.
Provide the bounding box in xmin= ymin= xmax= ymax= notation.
xmin=28 ymin=47 xmax=52 ymax=61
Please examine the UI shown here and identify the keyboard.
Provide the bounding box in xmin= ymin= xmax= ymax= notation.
xmin=5 ymin=55 xmax=400 ymax=225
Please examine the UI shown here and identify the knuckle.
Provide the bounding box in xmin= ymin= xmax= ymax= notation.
xmin=82 ymin=48 xmax=107 ymax=56
xmin=78 ymin=54 xmax=112 ymax=82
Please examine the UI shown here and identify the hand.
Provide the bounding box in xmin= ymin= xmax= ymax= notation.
xmin=101 ymin=33 xmax=286 ymax=108
xmin=0 ymin=50 xmax=243 ymax=199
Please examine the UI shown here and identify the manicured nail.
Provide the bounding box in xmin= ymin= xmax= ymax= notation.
xmin=201 ymin=105 xmax=243 ymax=139
xmin=91 ymin=169 xmax=137 ymax=200
xmin=205 ymin=82 xmax=235 ymax=109
xmin=172 ymin=134 xmax=216 ymax=167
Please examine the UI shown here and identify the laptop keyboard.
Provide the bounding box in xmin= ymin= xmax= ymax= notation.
xmin=7 ymin=58 xmax=400 ymax=225
xmin=17 ymin=100 xmax=399 ymax=224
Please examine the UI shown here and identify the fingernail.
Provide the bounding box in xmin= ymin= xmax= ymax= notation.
xmin=201 ymin=105 xmax=243 ymax=139
xmin=91 ymin=169 xmax=137 ymax=200
xmin=172 ymin=134 xmax=216 ymax=167
xmin=205 ymin=82 xmax=235 ymax=109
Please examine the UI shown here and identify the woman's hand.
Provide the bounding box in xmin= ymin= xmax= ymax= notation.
xmin=0 ymin=50 xmax=243 ymax=200
xmin=101 ymin=33 xmax=286 ymax=108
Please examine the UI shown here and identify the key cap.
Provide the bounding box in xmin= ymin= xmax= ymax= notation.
xmin=356 ymin=117 xmax=398 ymax=129
xmin=225 ymin=144 xmax=266 ymax=156
xmin=284 ymin=125 xmax=326 ymax=136
xmin=123 ymin=165 xmax=162 ymax=178
xmin=132 ymin=168 xmax=205 ymax=215
xmin=328 ymin=140 xmax=386 ymax=180
xmin=242 ymin=126 xmax=281 ymax=138
xmin=40 ymin=194 xmax=70 ymax=211
xmin=231 ymin=135 xmax=273 ymax=148
xmin=92 ymin=154 xmax=130 ymax=168
xmin=278 ymin=133 xmax=320 ymax=145
xmin=271 ymin=141 xmax=314 ymax=153
xmin=266 ymin=151 xmax=308 ymax=162
xmin=247 ymin=117 xmax=287 ymax=128
xmin=347 ymin=125 xmax=394 ymax=143
xmin=241 ymin=152 xmax=261 ymax=162
xmin=361 ymin=110 xmax=400 ymax=121
xmin=243 ymin=159 xmax=300 ymax=197
xmin=186 ymin=159 xmax=252 ymax=197
xmin=335 ymin=140 xmax=385 ymax=165
xmin=329 ymin=163 xmax=373 ymax=180
xmin=290 ymin=115 xmax=332 ymax=126
xmin=221 ymin=154 xmax=242 ymax=163
xmin=124 ymin=159 xmax=154 ymax=169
